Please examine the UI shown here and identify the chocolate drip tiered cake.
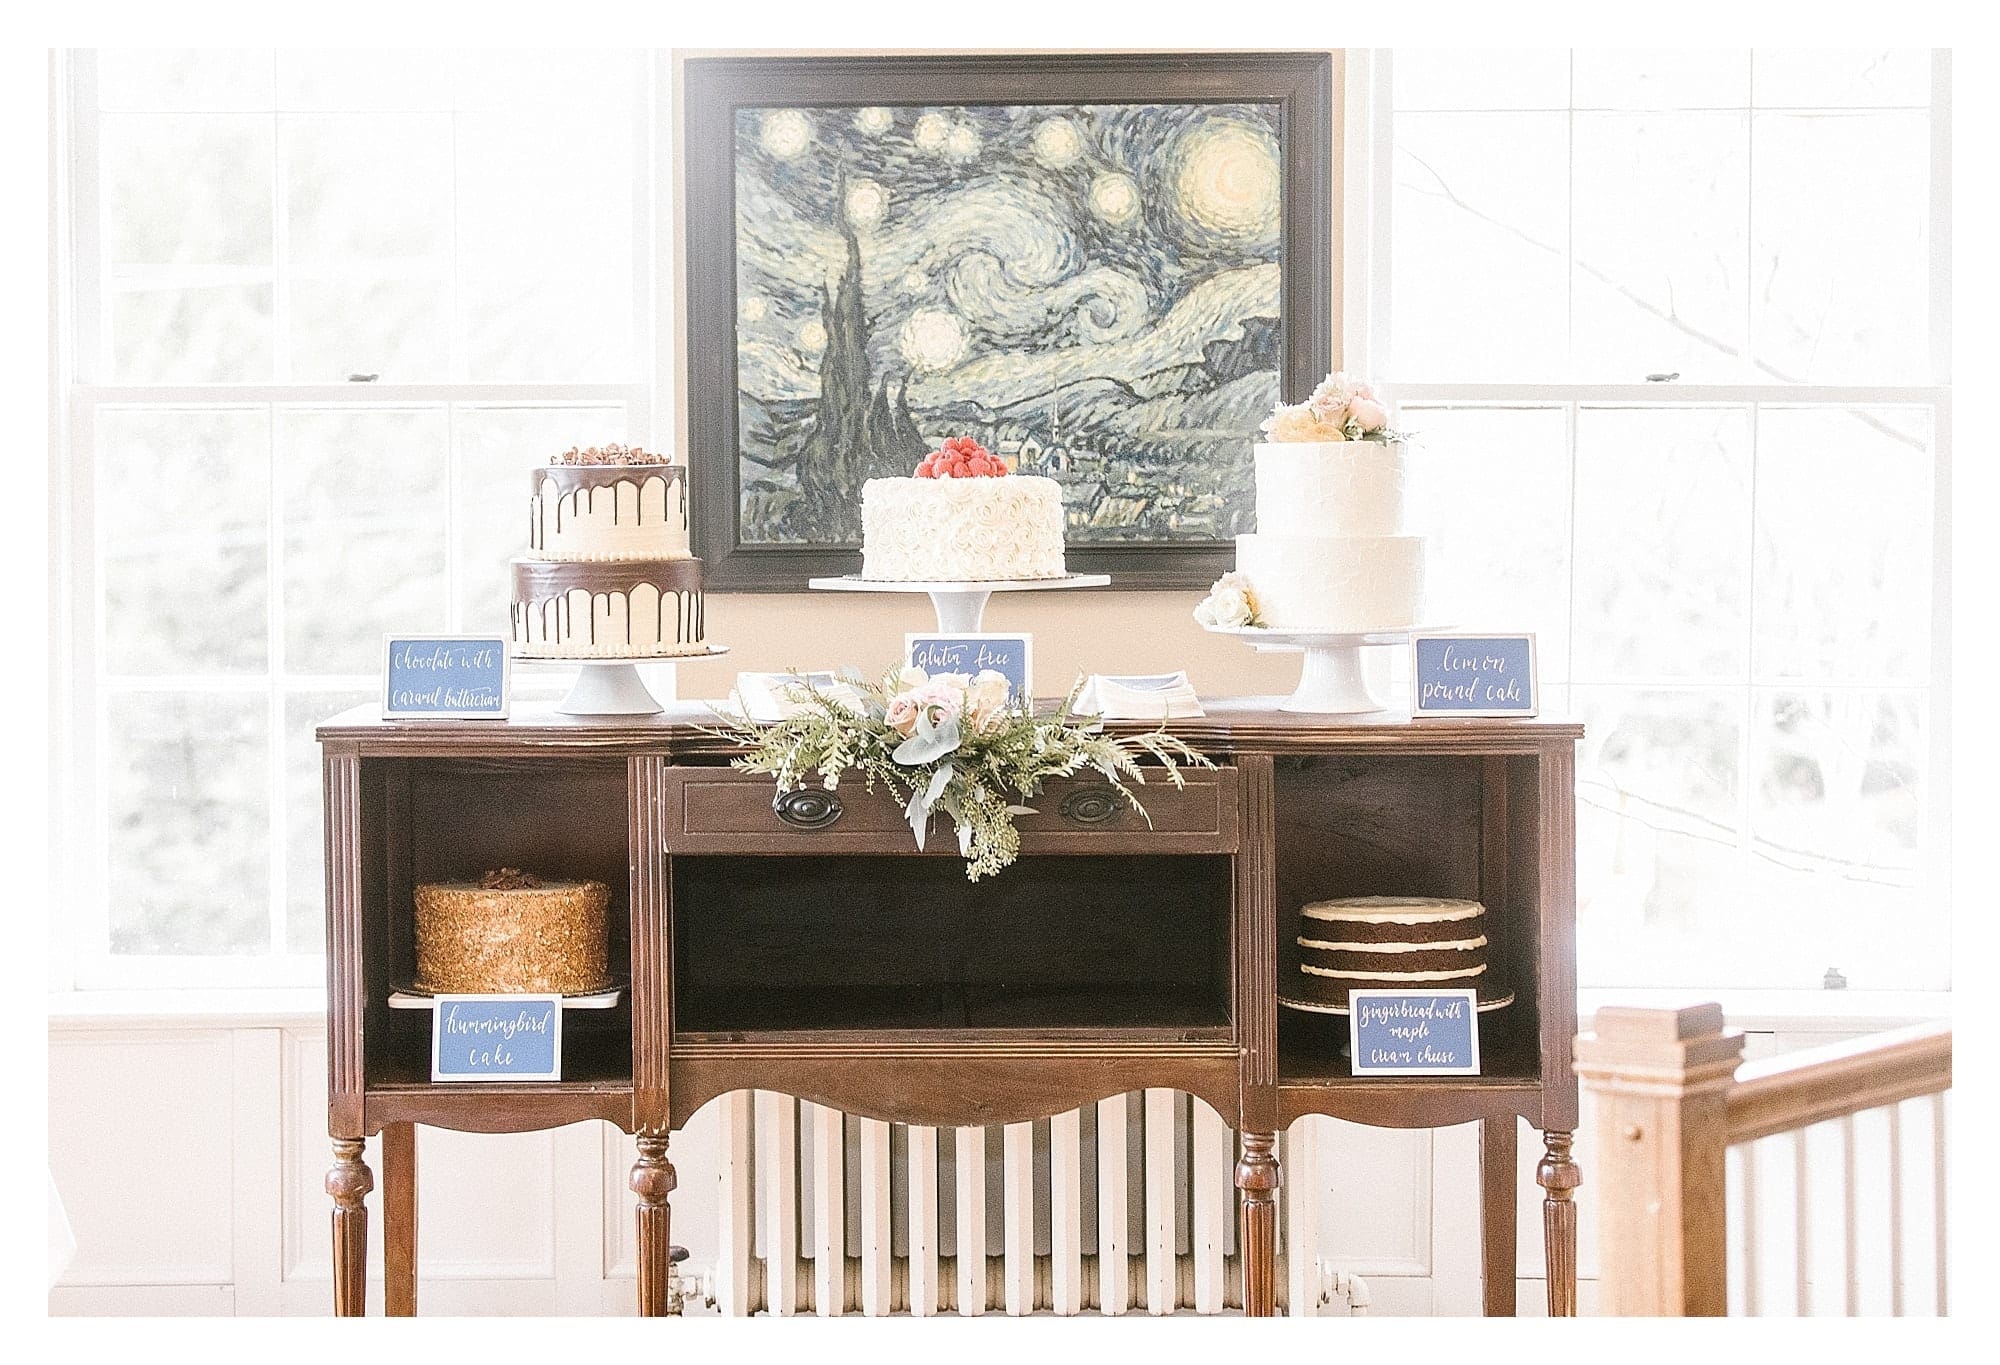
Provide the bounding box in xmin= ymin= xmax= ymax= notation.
xmin=1283 ymin=896 xmax=1512 ymax=1014
xmin=510 ymin=444 xmax=709 ymax=657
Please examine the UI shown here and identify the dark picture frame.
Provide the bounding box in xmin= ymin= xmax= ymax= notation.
xmin=681 ymin=51 xmax=1336 ymax=592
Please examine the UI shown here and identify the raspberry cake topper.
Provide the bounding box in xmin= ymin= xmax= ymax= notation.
xmin=914 ymin=436 xmax=1009 ymax=479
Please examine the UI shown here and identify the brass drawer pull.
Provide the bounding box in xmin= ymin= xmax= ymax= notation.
xmin=1058 ymin=787 xmax=1123 ymax=827
xmin=774 ymin=789 xmax=842 ymax=830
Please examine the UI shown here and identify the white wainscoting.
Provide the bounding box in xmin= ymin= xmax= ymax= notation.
xmin=47 ymin=1005 xmax=1917 ymax=1316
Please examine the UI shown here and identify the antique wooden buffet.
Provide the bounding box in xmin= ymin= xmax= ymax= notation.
xmin=317 ymin=698 xmax=1583 ymax=1317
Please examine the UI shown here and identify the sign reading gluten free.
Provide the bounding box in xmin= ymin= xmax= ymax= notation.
xmin=1348 ymin=989 xmax=1481 ymax=1076
xmin=383 ymin=635 xmax=511 ymax=719
xmin=905 ymin=632 xmax=1034 ymax=703
xmin=1410 ymin=633 xmax=1538 ymax=717
xmin=431 ymin=995 xmax=563 ymax=1082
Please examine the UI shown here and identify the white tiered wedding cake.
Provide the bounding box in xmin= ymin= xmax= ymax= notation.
xmin=1197 ymin=374 xmax=1423 ymax=632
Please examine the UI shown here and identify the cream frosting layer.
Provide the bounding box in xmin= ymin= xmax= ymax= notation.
xmin=529 ymin=471 xmax=690 ymax=562
xmin=860 ymin=475 xmax=1067 ymax=581
xmin=1236 ymin=533 xmax=1424 ymax=630
xmin=1301 ymin=896 xmax=1485 ymax=923
xmin=1252 ymin=440 xmax=1406 ymax=538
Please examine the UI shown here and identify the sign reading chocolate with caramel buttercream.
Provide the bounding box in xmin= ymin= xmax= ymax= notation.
xmin=383 ymin=635 xmax=511 ymax=719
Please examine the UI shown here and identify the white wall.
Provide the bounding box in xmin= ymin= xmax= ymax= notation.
xmin=48 ymin=1001 xmax=1932 ymax=1316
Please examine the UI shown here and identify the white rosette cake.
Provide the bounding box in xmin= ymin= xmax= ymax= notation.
xmin=860 ymin=436 xmax=1067 ymax=582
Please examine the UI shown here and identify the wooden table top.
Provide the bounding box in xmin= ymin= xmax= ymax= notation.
xmin=318 ymin=696 xmax=1582 ymax=756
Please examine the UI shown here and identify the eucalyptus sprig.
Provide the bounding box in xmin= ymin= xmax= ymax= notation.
xmin=707 ymin=666 xmax=1212 ymax=880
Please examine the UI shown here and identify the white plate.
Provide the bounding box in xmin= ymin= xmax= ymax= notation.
xmin=512 ymin=645 xmax=731 ymax=664
xmin=1279 ymin=990 xmax=1515 ymax=1016
xmin=808 ymin=573 xmax=1110 ymax=593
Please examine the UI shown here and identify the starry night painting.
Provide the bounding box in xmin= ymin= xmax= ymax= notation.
xmin=732 ymin=100 xmax=1287 ymax=547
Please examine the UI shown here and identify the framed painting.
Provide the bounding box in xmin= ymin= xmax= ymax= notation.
xmin=681 ymin=51 xmax=1335 ymax=591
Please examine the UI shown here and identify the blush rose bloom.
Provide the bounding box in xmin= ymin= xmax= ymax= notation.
xmin=965 ymin=669 xmax=1012 ymax=734
xmin=1348 ymin=397 xmax=1390 ymax=432
xmin=910 ymin=680 xmax=965 ymax=728
xmin=884 ymin=693 xmax=922 ymax=738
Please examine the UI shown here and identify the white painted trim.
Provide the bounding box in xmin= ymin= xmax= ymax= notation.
xmin=74 ymin=383 xmax=643 ymax=405
xmin=1394 ymin=383 xmax=1946 ymax=405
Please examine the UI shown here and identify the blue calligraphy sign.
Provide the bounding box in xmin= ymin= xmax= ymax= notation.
xmin=383 ymin=635 xmax=511 ymax=719
xmin=431 ymin=995 xmax=562 ymax=1081
xmin=905 ymin=633 xmax=1034 ymax=703
xmin=1411 ymin=634 xmax=1538 ymax=717
xmin=1348 ymin=989 xmax=1481 ymax=1076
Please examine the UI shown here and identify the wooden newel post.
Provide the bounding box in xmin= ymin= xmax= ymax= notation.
xmin=1573 ymin=1003 xmax=1745 ymax=1316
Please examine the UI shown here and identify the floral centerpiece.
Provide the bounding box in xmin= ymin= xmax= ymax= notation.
xmin=710 ymin=667 xmax=1211 ymax=880
xmin=1261 ymin=370 xmax=1408 ymax=445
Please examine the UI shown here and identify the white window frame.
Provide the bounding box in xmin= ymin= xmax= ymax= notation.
xmin=50 ymin=49 xmax=658 ymax=991
xmin=1346 ymin=49 xmax=1953 ymax=996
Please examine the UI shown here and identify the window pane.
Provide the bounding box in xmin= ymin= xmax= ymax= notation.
xmin=1750 ymin=111 xmax=1930 ymax=383
xmin=1391 ymin=114 xmax=1569 ymax=379
xmin=100 ymin=112 xmax=274 ymax=382
xmin=1752 ymin=49 xmax=1932 ymax=108
xmin=1572 ymin=49 xmax=1749 ymax=109
xmin=1571 ymin=113 xmax=1749 ymax=382
xmin=457 ymin=109 xmax=636 ymax=380
xmin=275 ymin=49 xmax=453 ymax=111
xmin=98 ymin=49 xmax=275 ymax=112
xmin=108 ymin=284 xmax=274 ymax=384
xmin=1750 ymin=689 xmax=1934 ymax=989
xmin=107 ymin=692 xmax=269 ymax=954
xmin=1575 ymin=687 xmax=1744 ymax=987
xmin=283 ymin=114 xmax=454 ymax=380
xmin=1392 ymin=49 xmax=1569 ymax=110
xmin=1753 ymin=406 xmax=1932 ymax=682
xmin=284 ymin=689 xmax=371 ymax=956
xmin=1571 ymin=407 xmax=1751 ymax=681
xmin=98 ymin=407 xmax=269 ymax=675
xmin=453 ymin=405 xmax=629 ymax=635
xmin=1400 ymin=405 xmax=1572 ymax=678
xmin=279 ymin=406 xmax=449 ymax=673
xmin=102 ymin=113 xmax=273 ymax=268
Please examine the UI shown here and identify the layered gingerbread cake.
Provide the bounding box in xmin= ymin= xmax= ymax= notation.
xmin=510 ymin=443 xmax=709 ymax=657
xmin=413 ymin=868 xmax=612 ymax=995
xmin=1284 ymin=896 xmax=1509 ymax=1014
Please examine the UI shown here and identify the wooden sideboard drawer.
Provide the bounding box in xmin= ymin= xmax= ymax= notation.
xmin=661 ymin=766 xmax=1239 ymax=855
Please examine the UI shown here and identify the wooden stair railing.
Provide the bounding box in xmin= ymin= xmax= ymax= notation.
xmin=1575 ymin=1003 xmax=1952 ymax=1316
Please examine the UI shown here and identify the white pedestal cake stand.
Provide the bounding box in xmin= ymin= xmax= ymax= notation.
xmin=514 ymin=646 xmax=730 ymax=716
xmin=1203 ymin=624 xmax=1425 ymax=715
xmin=807 ymin=573 xmax=1110 ymax=633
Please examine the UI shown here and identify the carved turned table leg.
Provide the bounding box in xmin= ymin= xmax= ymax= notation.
xmin=1479 ymin=1116 xmax=1519 ymax=1316
xmin=1236 ymin=1130 xmax=1279 ymax=1316
xmin=632 ymin=1135 xmax=678 ymax=1316
xmin=382 ymin=1123 xmax=418 ymax=1316
xmin=1537 ymin=1129 xmax=1581 ymax=1316
xmin=327 ymin=1138 xmax=374 ymax=1316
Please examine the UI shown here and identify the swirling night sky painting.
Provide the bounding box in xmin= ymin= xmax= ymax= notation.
xmin=733 ymin=101 xmax=1285 ymax=545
